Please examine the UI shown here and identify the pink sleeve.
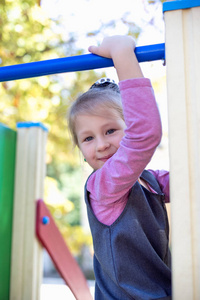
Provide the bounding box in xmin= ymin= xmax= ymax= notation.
xmin=87 ymin=78 xmax=162 ymax=224
xmin=148 ymin=169 xmax=170 ymax=203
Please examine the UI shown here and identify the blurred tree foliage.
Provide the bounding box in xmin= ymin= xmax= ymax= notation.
xmin=0 ymin=0 xmax=103 ymax=167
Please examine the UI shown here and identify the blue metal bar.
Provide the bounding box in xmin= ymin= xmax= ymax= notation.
xmin=0 ymin=43 xmax=165 ymax=82
xmin=163 ymin=0 xmax=200 ymax=12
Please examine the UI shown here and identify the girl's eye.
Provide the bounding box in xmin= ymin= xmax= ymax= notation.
xmin=84 ymin=136 xmax=93 ymax=142
xmin=106 ymin=129 xmax=116 ymax=135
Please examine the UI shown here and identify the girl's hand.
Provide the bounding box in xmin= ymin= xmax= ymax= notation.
xmin=88 ymin=35 xmax=143 ymax=81
xmin=88 ymin=35 xmax=136 ymax=59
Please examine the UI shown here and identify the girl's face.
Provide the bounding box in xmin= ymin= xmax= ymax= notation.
xmin=75 ymin=108 xmax=126 ymax=170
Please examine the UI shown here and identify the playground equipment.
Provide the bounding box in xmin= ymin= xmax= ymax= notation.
xmin=0 ymin=122 xmax=93 ymax=300
xmin=10 ymin=123 xmax=47 ymax=300
xmin=0 ymin=0 xmax=199 ymax=299
xmin=0 ymin=125 xmax=16 ymax=300
xmin=0 ymin=43 xmax=165 ymax=82
xmin=163 ymin=1 xmax=200 ymax=299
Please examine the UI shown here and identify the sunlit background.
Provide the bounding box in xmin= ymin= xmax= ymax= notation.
xmin=0 ymin=0 xmax=169 ymax=298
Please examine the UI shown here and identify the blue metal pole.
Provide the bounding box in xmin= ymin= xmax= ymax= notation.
xmin=0 ymin=43 xmax=165 ymax=82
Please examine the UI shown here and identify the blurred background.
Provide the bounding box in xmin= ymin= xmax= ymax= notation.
xmin=0 ymin=0 xmax=169 ymax=298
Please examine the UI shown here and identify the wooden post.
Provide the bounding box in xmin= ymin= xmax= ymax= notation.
xmin=164 ymin=1 xmax=200 ymax=299
xmin=10 ymin=123 xmax=48 ymax=300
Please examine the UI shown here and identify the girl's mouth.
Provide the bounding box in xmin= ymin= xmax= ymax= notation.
xmin=98 ymin=155 xmax=112 ymax=162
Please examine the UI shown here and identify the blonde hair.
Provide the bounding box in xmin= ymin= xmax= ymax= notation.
xmin=68 ymin=86 xmax=124 ymax=147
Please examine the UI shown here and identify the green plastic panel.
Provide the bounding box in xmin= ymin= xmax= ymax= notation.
xmin=0 ymin=123 xmax=16 ymax=300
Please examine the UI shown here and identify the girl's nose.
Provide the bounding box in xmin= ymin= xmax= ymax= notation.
xmin=96 ymin=137 xmax=109 ymax=151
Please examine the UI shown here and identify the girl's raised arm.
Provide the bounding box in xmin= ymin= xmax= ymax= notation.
xmin=88 ymin=35 xmax=143 ymax=81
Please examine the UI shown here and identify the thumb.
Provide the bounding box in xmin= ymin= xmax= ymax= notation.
xmin=88 ymin=45 xmax=99 ymax=55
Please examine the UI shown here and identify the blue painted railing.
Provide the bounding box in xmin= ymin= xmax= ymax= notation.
xmin=0 ymin=43 xmax=165 ymax=82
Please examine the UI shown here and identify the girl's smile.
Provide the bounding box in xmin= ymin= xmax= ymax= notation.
xmin=75 ymin=109 xmax=126 ymax=170
xmin=98 ymin=154 xmax=113 ymax=162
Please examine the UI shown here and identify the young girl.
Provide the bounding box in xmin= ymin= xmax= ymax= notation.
xmin=68 ymin=35 xmax=171 ymax=300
